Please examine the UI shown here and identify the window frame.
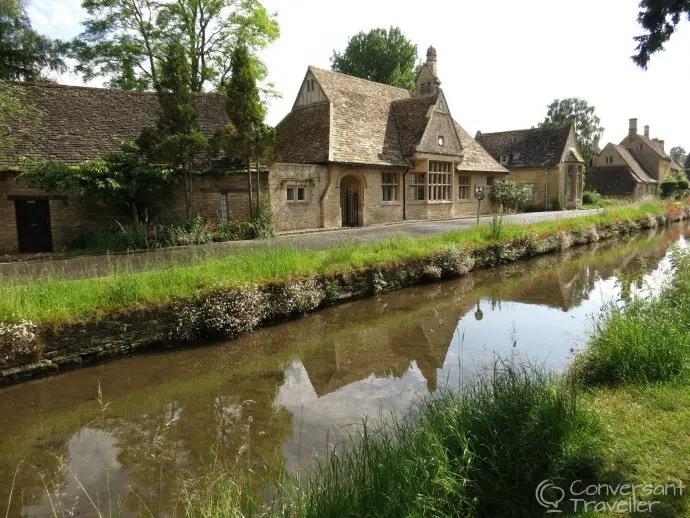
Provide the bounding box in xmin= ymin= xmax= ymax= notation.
xmin=381 ymin=172 xmax=400 ymax=203
xmin=219 ymin=192 xmax=229 ymax=223
xmin=428 ymin=161 xmax=453 ymax=202
xmin=409 ymin=173 xmax=426 ymax=202
xmin=287 ymin=184 xmax=308 ymax=204
xmin=458 ymin=175 xmax=471 ymax=201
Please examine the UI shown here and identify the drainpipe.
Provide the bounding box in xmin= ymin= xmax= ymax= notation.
xmin=403 ymin=169 xmax=408 ymax=220
xmin=544 ymin=170 xmax=549 ymax=208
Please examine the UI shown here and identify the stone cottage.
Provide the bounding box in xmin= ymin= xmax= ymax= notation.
xmin=475 ymin=124 xmax=585 ymax=210
xmin=269 ymin=46 xmax=508 ymax=232
xmin=587 ymin=119 xmax=678 ymax=199
xmin=0 ymin=84 xmax=263 ymax=254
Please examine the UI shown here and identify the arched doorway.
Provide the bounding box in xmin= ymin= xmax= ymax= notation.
xmin=340 ymin=175 xmax=362 ymax=227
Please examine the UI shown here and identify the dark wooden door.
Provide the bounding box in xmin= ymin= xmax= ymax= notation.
xmin=342 ymin=190 xmax=359 ymax=227
xmin=15 ymin=200 xmax=53 ymax=253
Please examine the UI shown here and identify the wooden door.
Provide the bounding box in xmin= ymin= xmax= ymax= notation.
xmin=15 ymin=200 xmax=53 ymax=253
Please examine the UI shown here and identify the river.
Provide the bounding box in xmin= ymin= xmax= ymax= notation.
xmin=0 ymin=225 xmax=686 ymax=517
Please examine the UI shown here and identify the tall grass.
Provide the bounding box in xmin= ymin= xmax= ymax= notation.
xmin=572 ymin=248 xmax=690 ymax=386
xmin=0 ymin=202 xmax=675 ymax=324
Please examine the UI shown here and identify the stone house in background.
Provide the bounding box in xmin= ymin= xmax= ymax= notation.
xmin=587 ymin=119 xmax=677 ymax=199
xmin=0 ymin=84 xmax=264 ymax=254
xmin=475 ymin=124 xmax=585 ymax=209
xmin=270 ymin=46 xmax=508 ymax=232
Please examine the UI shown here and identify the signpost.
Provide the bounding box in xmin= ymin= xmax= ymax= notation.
xmin=474 ymin=186 xmax=485 ymax=226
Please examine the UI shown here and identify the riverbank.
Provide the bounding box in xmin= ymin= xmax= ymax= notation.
xmin=0 ymin=201 xmax=686 ymax=385
xmin=179 ymin=246 xmax=690 ymax=517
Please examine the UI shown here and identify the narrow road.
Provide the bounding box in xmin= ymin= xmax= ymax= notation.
xmin=1 ymin=209 xmax=601 ymax=281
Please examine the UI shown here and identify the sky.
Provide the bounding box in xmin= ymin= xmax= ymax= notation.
xmin=28 ymin=0 xmax=690 ymax=152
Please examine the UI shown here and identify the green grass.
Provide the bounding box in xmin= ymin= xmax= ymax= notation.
xmin=0 ymin=202 xmax=673 ymax=324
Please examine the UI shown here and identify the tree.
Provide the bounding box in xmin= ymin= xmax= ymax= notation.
xmin=20 ymin=142 xmax=177 ymax=223
xmin=685 ymin=153 xmax=690 ymax=171
xmin=669 ymin=146 xmax=686 ymax=166
xmin=70 ymin=0 xmax=279 ymax=91
xmin=632 ymin=0 xmax=690 ymax=68
xmin=0 ymin=0 xmax=65 ymax=81
xmin=488 ymin=180 xmax=531 ymax=213
xmin=331 ymin=27 xmax=419 ymax=91
xmin=539 ymin=98 xmax=604 ymax=167
xmin=137 ymin=42 xmax=208 ymax=217
xmin=213 ymin=43 xmax=274 ymax=218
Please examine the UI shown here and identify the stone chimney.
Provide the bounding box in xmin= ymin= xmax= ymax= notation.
xmin=659 ymin=139 xmax=665 ymax=151
xmin=644 ymin=125 xmax=650 ymax=138
xmin=629 ymin=118 xmax=638 ymax=136
xmin=426 ymin=45 xmax=438 ymax=77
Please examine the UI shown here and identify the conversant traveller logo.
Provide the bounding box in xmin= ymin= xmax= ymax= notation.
xmin=535 ymin=479 xmax=685 ymax=514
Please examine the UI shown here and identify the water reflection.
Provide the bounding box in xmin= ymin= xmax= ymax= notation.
xmin=0 ymin=226 xmax=686 ymax=516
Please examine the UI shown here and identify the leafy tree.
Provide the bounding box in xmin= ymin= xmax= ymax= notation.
xmin=137 ymin=42 xmax=208 ymax=217
xmin=539 ymin=98 xmax=604 ymax=167
xmin=670 ymin=146 xmax=686 ymax=166
xmin=632 ymin=0 xmax=690 ymax=68
xmin=20 ymin=142 xmax=177 ymax=223
xmin=70 ymin=0 xmax=279 ymax=91
xmin=0 ymin=0 xmax=65 ymax=81
xmin=213 ymin=43 xmax=274 ymax=219
xmin=685 ymin=153 xmax=690 ymax=171
xmin=331 ymin=27 xmax=419 ymax=91
xmin=0 ymin=81 xmax=29 ymax=157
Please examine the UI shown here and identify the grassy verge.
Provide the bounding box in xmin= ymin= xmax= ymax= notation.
xmin=0 ymin=201 xmax=679 ymax=325
xmin=178 ymin=239 xmax=690 ymax=517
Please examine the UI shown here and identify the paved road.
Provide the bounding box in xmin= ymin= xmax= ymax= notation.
xmin=1 ymin=209 xmax=601 ymax=281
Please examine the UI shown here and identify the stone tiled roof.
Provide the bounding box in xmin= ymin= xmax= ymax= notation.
xmin=475 ymin=125 xmax=574 ymax=169
xmin=671 ymin=159 xmax=684 ymax=172
xmin=276 ymin=67 xmax=506 ymax=173
xmin=0 ymin=82 xmax=228 ymax=169
xmin=586 ymin=165 xmax=649 ymax=195
xmin=391 ymin=95 xmax=439 ymax=157
xmin=453 ymin=122 xmax=509 ymax=173
xmin=613 ymin=144 xmax=656 ymax=184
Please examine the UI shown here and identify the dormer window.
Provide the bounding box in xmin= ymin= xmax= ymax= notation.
xmin=499 ymin=154 xmax=509 ymax=164
xmin=513 ymin=152 xmax=521 ymax=161
xmin=438 ymin=136 xmax=444 ymax=147
xmin=635 ymin=143 xmax=643 ymax=151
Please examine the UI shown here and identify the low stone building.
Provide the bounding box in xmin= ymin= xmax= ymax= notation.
xmin=475 ymin=124 xmax=585 ymax=210
xmin=587 ymin=142 xmax=657 ymax=200
xmin=588 ymin=119 xmax=678 ymax=199
xmin=0 ymin=84 xmax=263 ymax=254
xmin=270 ymin=46 xmax=508 ymax=232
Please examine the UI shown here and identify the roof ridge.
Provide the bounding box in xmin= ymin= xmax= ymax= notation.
xmin=479 ymin=124 xmax=571 ymax=136
xmin=308 ymin=65 xmax=411 ymax=95
xmin=2 ymin=81 xmax=225 ymax=97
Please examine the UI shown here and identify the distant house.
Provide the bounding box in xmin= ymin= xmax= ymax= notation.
xmin=475 ymin=124 xmax=585 ymax=209
xmin=0 ymin=84 xmax=254 ymax=254
xmin=587 ymin=143 xmax=657 ymax=199
xmin=270 ymin=46 xmax=508 ymax=232
xmin=587 ymin=119 xmax=675 ymax=199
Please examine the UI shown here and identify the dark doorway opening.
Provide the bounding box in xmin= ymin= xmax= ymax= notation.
xmin=15 ymin=199 xmax=53 ymax=253
xmin=340 ymin=175 xmax=361 ymax=227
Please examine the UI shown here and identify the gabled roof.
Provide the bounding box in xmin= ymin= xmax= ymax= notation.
xmin=622 ymin=133 xmax=671 ymax=159
xmin=0 ymin=82 xmax=228 ymax=169
xmin=611 ymin=144 xmax=656 ymax=184
xmin=276 ymin=67 xmax=506 ymax=173
xmin=586 ymin=165 xmax=652 ymax=195
xmin=671 ymin=159 xmax=684 ymax=172
xmin=454 ymin=122 xmax=509 ymax=173
xmin=475 ymin=124 xmax=575 ymax=169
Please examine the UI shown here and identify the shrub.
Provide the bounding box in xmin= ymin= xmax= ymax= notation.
xmin=0 ymin=319 xmax=41 ymax=366
xmin=433 ymin=244 xmax=475 ymax=277
xmin=677 ymin=177 xmax=689 ymax=191
xmin=267 ymin=278 xmax=324 ymax=319
xmin=323 ymin=278 xmax=342 ymax=301
xmin=489 ymin=180 xmax=531 ymax=212
xmin=549 ymin=196 xmax=562 ymax=211
xmin=582 ymin=189 xmax=602 ymax=205
xmin=520 ymin=202 xmax=546 ymax=213
xmin=661 ymin=176 xmax=678 ymax=198
xmin=253 ymin=194 xmax=275 ymax=239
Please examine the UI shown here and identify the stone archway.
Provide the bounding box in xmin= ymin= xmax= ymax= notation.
xmin=340 ymin=175 xmax=363 ymax=227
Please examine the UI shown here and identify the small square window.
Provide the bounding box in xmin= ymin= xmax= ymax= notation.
xmin=287 ymin=187 xmax=295 ymax=201
xmin=499 ymin=155 xmax=509 ymax=164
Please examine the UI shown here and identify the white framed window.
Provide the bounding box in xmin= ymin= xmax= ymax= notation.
xmin=409 ymin=173 xmax=425 ymax=201
xmin=287 ymin=185 xmax=307 ymax=203
xmin=219 ymin=193 xmax=229 ymax=223
xmin=428 ymin=161 xmax=452 ymax=201
xmin=458 ymin=175 xmax=471 ymax=200
xmin=500 ymin=154 xmax=509 ymax=164
xmin=381 ymin=173 xmax=399 ymax=202
xmin=526 ymin=184 xmax=537 ymax=201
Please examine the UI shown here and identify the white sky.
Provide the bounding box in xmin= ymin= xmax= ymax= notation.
xmin=29 ymin=0 xmax=689 ymax=151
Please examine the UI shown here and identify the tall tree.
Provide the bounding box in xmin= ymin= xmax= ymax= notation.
xmin=0 ymin=81 xmax=25 ymax=156
xmin=70 ymin=0 xmax=279 ymax=91
xmin=539 ymin=98 xmax=604 ymax=167
xmin=138 ymin=42 xmax=208 ymax=217
xmin=213 ymin=43 xmax=274 ymax=218
xmin=331 ymin=27 xmax=419 ymax=91
xmin=0 ymin=0 xmax=65 ymax=81
xmin=685 ymin=153 xmax=690 ymax=171
xmin=632 ymin=0 xmax=690 ymax=68
xmin=669 ymin=146 xmax=686 ymax=166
